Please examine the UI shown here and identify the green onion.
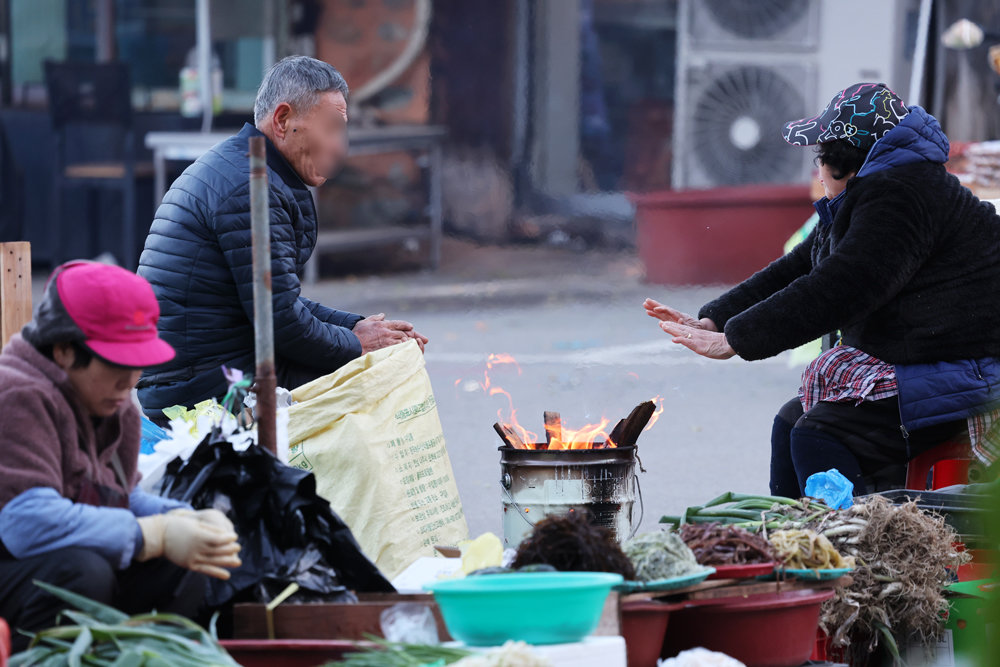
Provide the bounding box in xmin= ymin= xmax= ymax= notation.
xmin=10 ymin=582 xmax=238 ymax=667
xmin=660 ymin=493 xmax=833 ymax=532
xmin=328 ymin=636 xmax=473 ymax=666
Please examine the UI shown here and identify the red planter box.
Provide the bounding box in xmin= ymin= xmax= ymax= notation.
xmin=661 ymin=588 xmax=834 ymax=667
xmin=632 ymin=184 xmax=814 ymax=285
xmin=621 ymin=600 xmax=685 ymax=667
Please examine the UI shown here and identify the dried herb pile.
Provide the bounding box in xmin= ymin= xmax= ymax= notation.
xmin=679 ymin=522 xmax=777 ymax=566
xmin=622 ymin=531 xmax=703 ymax=581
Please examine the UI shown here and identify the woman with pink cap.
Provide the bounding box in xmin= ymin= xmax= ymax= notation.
xmin=0 ymin=262 xmax=241 ymax=652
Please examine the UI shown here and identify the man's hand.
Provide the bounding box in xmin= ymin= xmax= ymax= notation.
xmin=406 ymin=329 xmax=430 ymax=353
xmin=659 ymin=320 xmax=737 ymax=360
xmin=354 ymin=313 xmax=429 ymax=354
xmin=643 ymin=298 xmax=717 ymax=331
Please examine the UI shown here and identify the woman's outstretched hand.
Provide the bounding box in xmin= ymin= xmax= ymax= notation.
xmin=643 ymin=298 xmax=718 ymax=331
xmin=644 ymin=299 xmax=735 ymax=360
xmin=659 ymin=321 xmax=737 ymax=359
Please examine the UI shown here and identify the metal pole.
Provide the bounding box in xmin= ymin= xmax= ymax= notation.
xmin=909 ymin=0 xmax=933 ymax=108
xmin=196 ymin=0 xmax=213 ymax=132
xmin=249 ymin=137 xmax=276 ymax=455
xmin=672 ymin=0 xmax=692 ymax=189
xmin=0 ymin=0 xmax=11 ymax=106
xmin=429 ymin=142 xmax=443 ymax=269
xmin=510 ymin=0 xmax=530 ymax=182
xmin=95 ymin=0 xmax=116 ymax=62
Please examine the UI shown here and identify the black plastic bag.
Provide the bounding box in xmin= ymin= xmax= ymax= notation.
xmin=160 ymin=432 xmax=395 ymax=607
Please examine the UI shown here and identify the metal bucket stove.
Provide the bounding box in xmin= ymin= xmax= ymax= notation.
xmin=499 ymin=444 xmax=642 ymax=549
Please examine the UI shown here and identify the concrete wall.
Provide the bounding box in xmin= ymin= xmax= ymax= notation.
xmin=816 ymin=0 xmax=915 ymax=106
xmin=530 ymin=0 xmax=581 ymax=197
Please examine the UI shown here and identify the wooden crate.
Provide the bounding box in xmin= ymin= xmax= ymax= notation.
xmin=232 ymin=594 xmax=453 ymax=641
xmin=232 ymin=591 xmax=623 ymax=641
xmin=0 ymin=242 xmax=31 ymax=348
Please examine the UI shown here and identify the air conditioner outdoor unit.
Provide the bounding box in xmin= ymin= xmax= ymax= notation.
xmin=689 ymin=0 xmax=820 ymax=51
xmin=674 ymin=0 xmax=821 ymax=188
xmin=676 ymin=56 xmax=817 ymax=189
xmin=674 ymin=0 xmax=917 ymax=189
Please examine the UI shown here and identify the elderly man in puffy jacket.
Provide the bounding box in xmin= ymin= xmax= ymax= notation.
xmin=138 ymin=56 xmax=427 ymax=419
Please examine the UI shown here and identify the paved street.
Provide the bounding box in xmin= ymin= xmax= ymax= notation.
xmin=305 ymin=241 xmax=808 ymax=541
xmin=420 ymin=298 xmax=803 ymax=540
xmin=31 ymin=241 xmax=807 ymax=541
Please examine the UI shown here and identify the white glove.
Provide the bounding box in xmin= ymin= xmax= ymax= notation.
xmin=137 ymin=513 xmax=241 ymax=580
xmin=170 ymin=507 xmax=235 ymax=533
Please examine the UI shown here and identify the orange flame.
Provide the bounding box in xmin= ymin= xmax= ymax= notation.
xmin=548 ymin=416 xmax=616 ymax=450
xmin=471 ymin=354 xmax=664 ymax=450
xmin=483 ymin=354 xmax=538 ymax=444
xmin=645 ymin=396 xmax=665 ymax=432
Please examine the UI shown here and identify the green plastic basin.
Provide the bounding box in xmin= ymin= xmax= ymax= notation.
xmin=425 ymin=572 xmax=623 ymax=646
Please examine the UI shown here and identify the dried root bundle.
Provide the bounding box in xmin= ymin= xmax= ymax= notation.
xmin=679 ymin=522 xmax=777 ymax=566
xmin=819 ymin=496 xmax=969 ymax=664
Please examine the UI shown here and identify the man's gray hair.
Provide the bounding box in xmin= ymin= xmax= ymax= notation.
xmin=253 ymin=55 xmax=349 ymax=126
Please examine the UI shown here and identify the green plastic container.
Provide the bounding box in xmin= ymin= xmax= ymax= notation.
xmin=425 ymin=572 xmax=623 ymax=646
xmin=946 ymin=579 xmax=997 ymax=660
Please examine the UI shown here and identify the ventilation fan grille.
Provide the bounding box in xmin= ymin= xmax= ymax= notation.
xmin=690 ymin=0 xmax=819 ymax=50
xmin=680 ymin=62 xmax=815 ymax=188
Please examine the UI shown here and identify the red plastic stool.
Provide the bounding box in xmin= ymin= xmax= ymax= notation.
xmin=0 ymin=617 xmax=10 ymax=667
xmin=905 ymin=437 xmax=974 ymax=491
xmin=810 ymin=628 xmax=846 ymax=663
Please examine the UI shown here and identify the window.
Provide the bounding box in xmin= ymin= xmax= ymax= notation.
xmin=9 ymin=0 xmax=281 ymax=111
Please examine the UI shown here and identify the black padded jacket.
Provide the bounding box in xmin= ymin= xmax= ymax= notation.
xmin=700 ymin=160 xmax=1000 ymax=363
xmin=137 ymin=124 xmax=363 ymax=416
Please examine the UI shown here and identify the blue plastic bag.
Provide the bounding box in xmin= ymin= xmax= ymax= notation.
xmin=804 ymin=469 xmax=854 ymax=510
xmin=139 ymin=416 xmax=168 ymax=454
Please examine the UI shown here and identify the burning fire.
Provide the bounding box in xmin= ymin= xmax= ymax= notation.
xmin=548 ymin=416 xmax=615 ymax=450
xmin=645 ymin=397 xmax=665 ymax=432
xmin=460 ymin=353 xmax=665 ymax=450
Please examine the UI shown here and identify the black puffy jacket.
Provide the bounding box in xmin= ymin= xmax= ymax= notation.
xmin=137 ymin=124 xmax=363 ymax=417
xmin=700 ymin=107 xmax=1000 ymax=363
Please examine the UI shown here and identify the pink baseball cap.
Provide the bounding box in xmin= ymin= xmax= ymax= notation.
xmin=28 ymin=262 xmax=175 ymax=368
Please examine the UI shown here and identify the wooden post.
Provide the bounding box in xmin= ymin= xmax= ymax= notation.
xmin=249 ymin=137 xmax=277 ymax=455
xmin=0 ymin=242 xmax=32 ymax=348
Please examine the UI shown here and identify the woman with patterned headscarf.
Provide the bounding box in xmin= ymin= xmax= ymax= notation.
xmin=645 ymin=82 xmax=1000 ymax=497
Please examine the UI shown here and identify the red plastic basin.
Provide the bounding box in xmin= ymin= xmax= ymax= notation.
xmin=662 ymin=589 xmax=835 ymax=667
xmin=219 ymin=639 xmax=359 ymax=667
xmin=622 ymin=600 xmax=684 ymax=667
xmin=707 ymin=562 xmax=776 ymax=580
